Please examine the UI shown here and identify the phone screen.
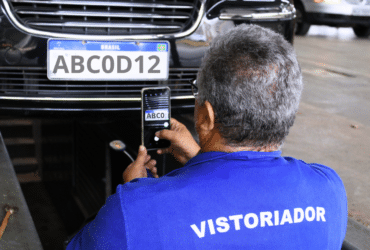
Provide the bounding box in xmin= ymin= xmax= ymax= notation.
xmin=141 ymin=87 xmax=171 ymax=150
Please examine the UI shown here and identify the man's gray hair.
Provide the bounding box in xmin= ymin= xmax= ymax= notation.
xmin=197 ymin=24 xmax=303 ymax=149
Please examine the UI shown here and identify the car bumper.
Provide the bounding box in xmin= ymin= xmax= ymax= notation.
xmin=304 ymin=2 xmax=370 ymax=26
xmin=306 ymin=12 xmax=370 ymax=26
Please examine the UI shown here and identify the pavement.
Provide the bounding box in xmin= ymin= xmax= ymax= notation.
xmin=284 ymin=27 xmax=370 ymax=248
xmin=0 ymin=134 xmax=43 ymax=250
xmin=288 ymin=28 xmax=370 ymax=230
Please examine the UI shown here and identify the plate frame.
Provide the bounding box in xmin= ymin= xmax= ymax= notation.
xmin=47 ymin=39 xmax=170 ymax=81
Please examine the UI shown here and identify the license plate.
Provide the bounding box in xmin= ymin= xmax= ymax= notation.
xmin=47 ymin=40 xmax=169 ymax=81
xmin=145 ymin=109 xmax=169 ymax=121
xmin=352 ymin=7 xmax=370 ymax=16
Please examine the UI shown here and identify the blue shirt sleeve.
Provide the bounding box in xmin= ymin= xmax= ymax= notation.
xmin=310 ymin=163 xmax=348 ymax=244
xmin=66 ymin=191 xmax=127 ymax=250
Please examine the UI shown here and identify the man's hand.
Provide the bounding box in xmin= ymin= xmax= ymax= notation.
xmin=156 ymin=118 xmax=201 ymax=165
xmin=122 ymin=146 xmax=158 ymax=184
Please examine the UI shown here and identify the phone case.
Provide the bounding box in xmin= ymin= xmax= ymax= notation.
xmin=141 ymin=87 xmax=171 ymax=150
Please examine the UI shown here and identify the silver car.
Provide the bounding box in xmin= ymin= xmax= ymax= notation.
xmin=295 ymin=0 xmax=370 ymax=37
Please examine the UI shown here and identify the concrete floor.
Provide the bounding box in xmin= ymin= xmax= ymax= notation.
xmin=282 ymin=26 xmax=370 ymax=228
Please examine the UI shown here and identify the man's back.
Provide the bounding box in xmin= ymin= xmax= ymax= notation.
xmin=68 ymin=151 xmax=347 ymax=249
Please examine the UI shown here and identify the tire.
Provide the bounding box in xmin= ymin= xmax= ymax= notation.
xmin=294 ymin=3 xmax=311 ymax=36
xmin=353 ymin=25 xmax=370 ymax=38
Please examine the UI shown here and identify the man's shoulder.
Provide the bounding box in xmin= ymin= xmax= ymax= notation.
xmin=283 ymin=157 xmax=346 ymax=200
xmin=118 ymin=177 xmax=164 ymax=194
xmin=290 ymin=158 xmax=345 ymax=186
xmin=117 ymin=174 xmax=186 ymax=202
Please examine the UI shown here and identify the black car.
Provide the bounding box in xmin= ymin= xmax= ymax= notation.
xmin=0 ymin=0 xmax=295 ymax=118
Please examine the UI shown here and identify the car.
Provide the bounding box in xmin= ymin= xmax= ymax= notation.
xmin=0 ymin=0 xmax=295 ymax=118
xmin=294 ymin=0 xmax=370 ymax=37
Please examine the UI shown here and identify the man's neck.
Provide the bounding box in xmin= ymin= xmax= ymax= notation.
xmin=200 ymin=131 xmax=279 ymax=153
xmin=202 ymin=144 xmax=278 ymax=153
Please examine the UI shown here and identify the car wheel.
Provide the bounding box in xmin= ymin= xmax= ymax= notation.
xmin=295 ymin=2 xmax=310 ymax=36
xmin=353 ymin=25 xmax=370 ymax=38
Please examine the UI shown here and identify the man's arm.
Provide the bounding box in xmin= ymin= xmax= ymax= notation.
xmin=122 ymin=118 xmax=199 ymax=182
xmin=156 ymin=118 xmax=201 ymax=165
xmin=123 ymin=145 xmax=158 ymax=183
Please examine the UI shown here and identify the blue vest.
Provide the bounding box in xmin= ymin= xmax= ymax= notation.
xmin=67 ymin=151 xmax=347 ymax=249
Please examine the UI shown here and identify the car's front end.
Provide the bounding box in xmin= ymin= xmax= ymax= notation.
xmin=0 ymin=0 xmax=295 ymax=118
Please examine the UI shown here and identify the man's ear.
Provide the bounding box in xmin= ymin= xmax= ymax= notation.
xmin=198 ymin=101 xmax=215 ymax=132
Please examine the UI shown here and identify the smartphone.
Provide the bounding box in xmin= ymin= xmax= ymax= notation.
xmin=141 ymin=87 xmax=171 ymax=151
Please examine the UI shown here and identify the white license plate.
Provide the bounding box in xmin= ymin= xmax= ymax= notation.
xmin=352 ymin=7 xmax=370 ymax=16
xmin=145 ymin=109 xmax=169 ymax=121
xmin=47 ymin=40 xmax=169 ymax=81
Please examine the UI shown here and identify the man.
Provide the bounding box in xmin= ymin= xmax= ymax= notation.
xmin=67 ymin=24 xmax=347 ymax=249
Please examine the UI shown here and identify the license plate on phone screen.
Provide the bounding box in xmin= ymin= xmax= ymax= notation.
xmin=145 ymin=109 xmax=169 ymax=121
xmin=47 ymin=40 xmax=169 ymax=81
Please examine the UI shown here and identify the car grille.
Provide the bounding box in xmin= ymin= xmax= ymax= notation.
xmin=7 ymin=0 xmax=201 ymax=36
xmin=0 ymin=67 xmax=196 ymax=100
